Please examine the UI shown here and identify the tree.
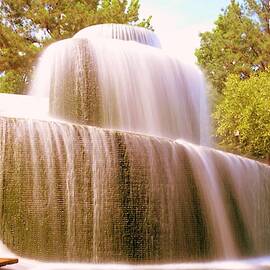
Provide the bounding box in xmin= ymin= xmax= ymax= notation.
xmin=195 ymin=0 xmax=270 ymax=95
xmin=0 ymin=0 xmax=152 ymax=94
xmin=245 ymin=0 xmax=270 ymax=33
xmin=0 ymin=21 xmax=41 ymax=93
xmin=214 ymin=72 xmax=270 ymax=159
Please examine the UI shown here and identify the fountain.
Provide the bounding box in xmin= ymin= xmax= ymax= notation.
xmin=0 ymin=24 xmax=270 ymax=270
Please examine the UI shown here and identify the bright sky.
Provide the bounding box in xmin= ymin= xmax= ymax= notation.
xmin=139 ymin=0 xmax=238 ymax=63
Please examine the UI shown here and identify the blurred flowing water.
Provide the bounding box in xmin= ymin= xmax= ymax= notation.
xmin=29 ymin=31 xmax=209 ymax=145
xmin=0 ymin=24 xmax=270 ymax=269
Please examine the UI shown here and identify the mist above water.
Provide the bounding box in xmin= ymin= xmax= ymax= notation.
xmin=0 ymin=94 xmax=48 ymax=119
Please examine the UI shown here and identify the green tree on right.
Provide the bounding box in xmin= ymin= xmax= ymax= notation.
xmin=214 ymin=72 xmax=270 ymax=159
xmin=196 ymin=0 xmax=270 ymax=160
xmin=196 ymin=0 xmax=270 ymax=95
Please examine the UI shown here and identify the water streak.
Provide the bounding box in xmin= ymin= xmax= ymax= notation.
xmin=74 ymin=23 xmax=161 ymax=48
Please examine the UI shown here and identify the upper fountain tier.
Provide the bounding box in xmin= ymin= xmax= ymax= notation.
xmin=74 ymin=23 xmax=161 ymax=48
xmin=30 ymin=24 xmax=210 ymax=145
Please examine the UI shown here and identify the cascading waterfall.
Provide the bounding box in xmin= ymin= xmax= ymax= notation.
xmin=1 ymin=23 xmax=270 ymax=269
xmin=29 ymin=34 xmax=209 ymax=145
xmin=1 ymin=117 xmax=270 ymax=264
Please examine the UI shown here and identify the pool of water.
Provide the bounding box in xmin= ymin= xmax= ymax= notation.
xmin=1 ymin=241 xmax=269 ymax=270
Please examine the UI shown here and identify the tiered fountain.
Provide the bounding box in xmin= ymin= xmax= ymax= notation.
xmin=0 ymin=24 xmax=270 ymax=269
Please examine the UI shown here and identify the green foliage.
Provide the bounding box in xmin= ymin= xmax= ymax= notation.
xmin=0 ymin=71 xmax=26 ymax=94
xmin=196 ymin=0 xmax=270 ymax=158
xmin=245 ymin=0 xmax=270 ymax=33
xmin=214 ymin=72 xmax=270 ymax=158
xmin=195 ymin=0 xmax=270 ymax=94
xmin=0 ymin=0 xmax=152 ymax=94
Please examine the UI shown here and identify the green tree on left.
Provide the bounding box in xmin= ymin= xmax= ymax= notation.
xmin=0 ymin=0 xmax=152 ymax=94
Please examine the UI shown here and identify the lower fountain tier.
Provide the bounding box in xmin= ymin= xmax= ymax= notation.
xmin=0 ymin=116 xmax=270 ymax=263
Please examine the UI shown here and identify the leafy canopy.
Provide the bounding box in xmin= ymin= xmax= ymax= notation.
xmin=196 ymin=0 xmax=270 ymax=94
xmin=214 ymin=72 xmax=270 ymax=159
xmin=0 ymin=0 xmax=152 ymax=94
